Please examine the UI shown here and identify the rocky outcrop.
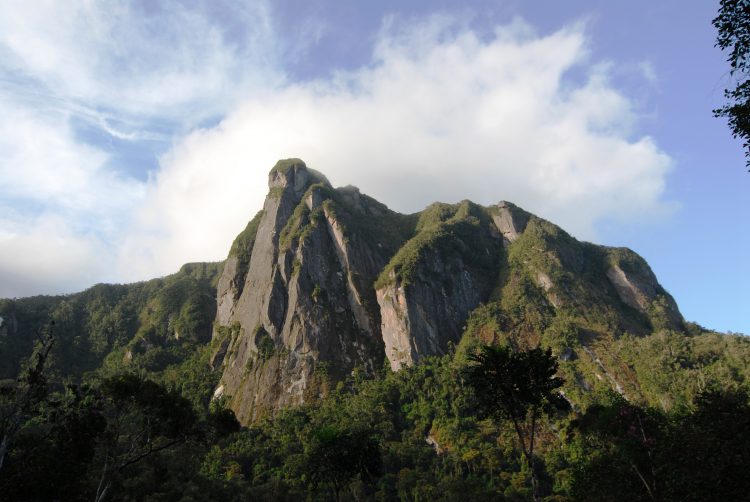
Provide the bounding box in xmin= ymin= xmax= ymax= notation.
xmin=214 ymin=160 xmax=399 ymax=423
xmin=214 ymin=210 xmax=264 ymax=328
xmin=607 ymin=264 xmax=653 ymax=312
xmin=491 ymin=201 xmax=531 ymax=243
xmin=605 ymin=248 xmax=683 ymax=330
xmin=375 ymin=202 xmax=503 ymax=370
xmin=215 ymin=256 xmax=241 ymax=326
xmin=213 ymin=159 xmax=685 ymax=423
xmin=376 ymin=255 xmax=492 ymax=370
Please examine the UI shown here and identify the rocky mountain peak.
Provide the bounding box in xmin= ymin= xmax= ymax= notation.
xmin=212 ymin=159 xmax=684 ymax=423
xmin=268 ymin=158 xmax=329 ymax=194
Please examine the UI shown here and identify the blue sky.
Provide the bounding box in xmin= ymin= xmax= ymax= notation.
xmin=0 ymin=1 xmax=747 ymax=334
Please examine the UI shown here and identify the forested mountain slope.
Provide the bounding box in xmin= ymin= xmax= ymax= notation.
xmin=1 ymin=160 xmax=749 ymax=500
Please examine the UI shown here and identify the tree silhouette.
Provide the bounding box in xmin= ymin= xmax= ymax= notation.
xmin=305 ymin=424 xmax=382 ymax=501
xmin=465 ymin=345 xmax=569 ymax=501
xmin=0 ymin=322 xmax=55 ymax=472
xmin=714 ymin=0 xmax=750 ymax=170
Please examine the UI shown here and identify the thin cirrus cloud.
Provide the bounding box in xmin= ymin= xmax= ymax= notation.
xmin=0 ymin=0 xmax=280 ymax=121
xmin=0 ymin=0 xmax=278 ymax=296
xmin=0 ymin=5 xmax=673 ymax=296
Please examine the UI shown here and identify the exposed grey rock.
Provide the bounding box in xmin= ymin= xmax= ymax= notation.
xmin=377 ymin=255 xmax=493 ymax=370
xmin=607 ymin=264 xmax=652 ymax=312
xmin=209 ymin=334 xmax=232 ymax=370
xmin=605 ymin=248 xmax=683 ymax=330
xmin=215 ymin=256 xmax=240 ymax=327
xmin=491 ymin=201 xmax=531 ymax=243
xmin=533 ymin=270 xmax=562 ymax=308
xmin=214 ymin=160 xmax=393 ymax=424
xmin=212 ymin=159 xmax=685 ymax=424
xmin=376 ymin=205 xmax=502 ymax=370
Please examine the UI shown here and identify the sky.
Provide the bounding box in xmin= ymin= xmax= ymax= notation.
xmin=0 ymin=1 xmax=747 ymax=334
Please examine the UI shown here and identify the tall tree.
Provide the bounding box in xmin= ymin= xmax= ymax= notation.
xmin=464 ymin=345 xmax=568 ymax=501
xmin=92 ymin=374 xmax=198 ymax=502
xmin=0 ymin=322 xmax=55 ymax=472
xmin=714 ymin=0 xmax=750 ymax=170
xmin=305 ymin=424 xmax=382 ymax=501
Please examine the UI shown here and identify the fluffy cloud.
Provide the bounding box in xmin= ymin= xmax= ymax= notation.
xmin=0 ymin=97 xmax=142 ymax=295
xmin=124 ymin=18 xmax=673 ymax=280
xmin=0 ymin=0 xmax=277 ymax=294
xmin=0 ymin=9 xmax=674 ymax=295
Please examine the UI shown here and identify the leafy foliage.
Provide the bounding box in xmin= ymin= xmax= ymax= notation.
xmin=569 ymin=389 xmax=750 ymax=501
xmin=375 ymin=201 xmax=499 ymax=289
xmin=714 ymin=0 xmax=750 ymax=169
xmin=465 ymin=345 xmax=569 ymax=500
xmin=0 ymin=262 xmax=222 ymax=389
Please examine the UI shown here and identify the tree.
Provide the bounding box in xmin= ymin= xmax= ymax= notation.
xmin=570 ymin=389 xmax=750 ymax=501
xmin=92 ymin=374 xmax=199 ymax=502
xmin=659 ymin=389 xmax=750 ymax=501
xmin=569 ymin=393 xmax=663 ymax=502
xmin=305 ymin=424 xmax=382 ymax=501
xmin=713 ymin=0 xmax=750 ymax=170
xmin=464 ymin=345 xmax=569 ymax=501
xmin=0 ymin=322 xmax=55 ymax=472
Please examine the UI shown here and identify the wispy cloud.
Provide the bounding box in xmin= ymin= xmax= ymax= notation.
xmin=0 ymin=0 xmax=279 ymax=294
xmin=0 ymin=6 xmax=674 ymax=296
xmin=0 ymin=0 xmax=280 ymax=121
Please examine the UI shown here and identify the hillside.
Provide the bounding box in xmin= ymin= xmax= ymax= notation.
xmin=208 ymin=160 xmax=731 ymax=424
xmin=1 ymin=160 xmax=749 ymax=500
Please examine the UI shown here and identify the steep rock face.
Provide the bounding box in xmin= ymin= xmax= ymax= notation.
xmin=375 ymin=202 xmax=503 ymax=370
xmin=214 ymin=159 xmax=684 ymax=422
xmin=214 ymin=160 xmax=410 ymax=423
xmin=605 ymin=248 xmax=683 ymax=331
xmin=215 ymin=210 xmax=265 ymax=330
xmin=491 ymin=201 xmax=531 ymax=243
xmin=215 ymin=256 xmax=240 ymax=326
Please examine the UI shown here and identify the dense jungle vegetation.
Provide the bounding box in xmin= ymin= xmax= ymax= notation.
xmin=1 ymin=260 xmax=749 ymax=500
xmin=1 ymin=308 xmax=749 ymax=500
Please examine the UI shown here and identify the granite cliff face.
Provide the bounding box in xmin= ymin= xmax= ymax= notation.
xmin=213 ymin=159 xmax=684 ymax=423
xmin=212 ymin=160 xmax=413 ymax=423
xmin=375 ymin=201 xmax=503 ymax=370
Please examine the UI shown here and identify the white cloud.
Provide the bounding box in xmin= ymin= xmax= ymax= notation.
xmin=0 ymin=9 xmax=675 ymax=295
xmin=0 ymin=96 xmax=143 ymax=295
xmin=0 ymin=100 xmax=142 ymax=215
xmin=0 ymin=0 xmax=278 ymax=295
xmin=0 ymin=0 xmax=279 ymax=122
xmin=121 ymin=17 xmax=673 ymax=280
xmin=0 ymin=212 xmax=114 ymax=298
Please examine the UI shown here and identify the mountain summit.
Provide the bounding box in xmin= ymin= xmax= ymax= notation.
xmin=210 ymin=159 xmax=683 ymax=424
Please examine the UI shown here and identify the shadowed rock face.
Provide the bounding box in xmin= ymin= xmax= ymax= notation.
xmin=213 ymin=160 xmax=398 ymax=424
xmin=375 ymin=202 xmax=503 ymax=370
xmin=491 ymin=201 xmax=530 ymax=243
xmin=213 ymin=159 xmax=684 ymax=424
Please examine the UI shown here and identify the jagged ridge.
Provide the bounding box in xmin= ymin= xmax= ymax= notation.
xmin=212 ymin=160 xmax=684 ymax=423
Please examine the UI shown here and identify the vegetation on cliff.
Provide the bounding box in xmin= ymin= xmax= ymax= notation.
xmin=1 ymin=163 xmax=748 ymax=500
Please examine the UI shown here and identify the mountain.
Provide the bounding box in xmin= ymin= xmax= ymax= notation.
xmin=208 ymin=159 xmax=686 ymax=423
xmin=0 ymin=262 xmax=224 ymax=410
xmin=2 ymin=159 xmax=747 ymax=427
xmin=4 ymin=158 xmax=750 ymax=500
